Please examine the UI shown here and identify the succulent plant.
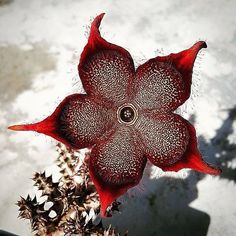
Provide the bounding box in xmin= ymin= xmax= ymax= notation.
xmin=17 ymin=143 xmax=126 ymax=236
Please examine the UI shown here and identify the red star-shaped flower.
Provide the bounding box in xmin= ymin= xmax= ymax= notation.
xmin=9 ymin=13 xmax=221 ymax=217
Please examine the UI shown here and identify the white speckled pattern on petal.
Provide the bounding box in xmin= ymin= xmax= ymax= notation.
xmin=131 ymin=60 xmax=186 ymax=111
xmin=90 ymin=125 xmax=146 ymax=186
xmin=80 ymin=50 xmax=134 ymax=106
xmin=135 ymin=112 xmax=189 ymax=166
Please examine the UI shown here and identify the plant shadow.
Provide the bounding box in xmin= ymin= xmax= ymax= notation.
xmin=104 ymin=106 xmax=236 ymax=236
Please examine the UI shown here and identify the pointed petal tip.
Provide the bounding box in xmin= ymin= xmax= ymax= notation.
xmin=89 ymin=166 xmax=127 ymax=218
xmin=98 ymin=12 xmax=105 ymax=18
xmin=97 ymin=185 xmax=127 ymax=218
xmin=199 ymin=164 xmax=222 ymax=176
xmin=206 ymin=165 xmax=222 ymax=176
xmin=99 ymin=192 xmax=115 ymax=218
xmin=8 ymin=124 xmax=29 ymax=131
xmin=98 ymin=182 xmax=136 ymax=218
xmin=161 ymin=161 xmax=222 ymax=176
xmin=8 ymin=118 xmax=55 ymax=134
xmin=91 ymin=13 xmax=106 ymax=33
xmin=7 ymin=123 xmax=39 ymax=132
xmin=186 ymin=41 xmax=207 ymax=61
xmin=194 ymin=41 xmax=207 ymax=49
xmin=190 ymin=41 xmax=207 ymax=53
xmin=93 ymin=13 xmax=105 ymax=24
xmin=84 ymin=13 xmax=107 ymax=50
xmin=169 ymin=40 xmax=208 ymax=74
xmin=190 ymin=154 xmax=222 ymax=176
xmin=201 ymin=41 xmax=207 ymax=48
xmin=7 ymin=122 xmax=44 ymax=133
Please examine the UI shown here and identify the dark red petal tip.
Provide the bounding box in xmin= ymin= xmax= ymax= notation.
xmin=8 ymin=118 xmax=54 ymax=133
xmin=154 ymin=41 xmax=207 ymax=103
xmin=8 ymin=125 xmax=28 ymax=131
xmin=88 ymin=13 xmax=105 ymax=46
xmin=157 ymin=41 xmax=207 ymax=71
xmin=79 ymin=12 xmax=134 ymax=64
xmin=177 ymin=41 xmax=207 ymax=72
xmin=161 ymin=153 xmax=222 ymax=176
xmin=8 ymin=117 xmax=55 ymax=135
xmin=89 ymin=165 xmax=128 ymax=217
xmin=79 ymin=13 xmax=107 ymax=65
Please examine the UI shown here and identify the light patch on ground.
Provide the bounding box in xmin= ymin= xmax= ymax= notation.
xmin=191 ymin=177 xmax=236 ymax=236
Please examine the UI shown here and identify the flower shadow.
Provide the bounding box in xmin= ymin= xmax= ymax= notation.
xmin=104 ymin=106 xmax=236 ymax=236
xmin=104 ymin=171 xmax=209 ymax=236
xmin=200 ymin=106 xmax=236 ymax=182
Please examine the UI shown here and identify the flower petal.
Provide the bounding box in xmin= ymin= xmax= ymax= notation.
xmin=8 ymin=94 xmax=115 ymax=149
xmin=131 ymin=41 xmax=206 ymax=111
xmin=89 ymin=126 xmax=146 ymax=217
xmin=78 ymin=13 xmax=135 ymax=107
xmin=135 ymin=112 xmax=221 ymax=175
xmin=135 ymin=112 xmax=189 ymax=166
xmin=160 ymin=118 xmax=222 ymax=175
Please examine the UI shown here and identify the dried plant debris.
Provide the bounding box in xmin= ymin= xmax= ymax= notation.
xmin=17 ymin=143 xmax=126 ymax=236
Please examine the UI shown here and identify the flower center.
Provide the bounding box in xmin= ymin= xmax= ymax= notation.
xmin=117 ymin=103 xmax=138 ymax=125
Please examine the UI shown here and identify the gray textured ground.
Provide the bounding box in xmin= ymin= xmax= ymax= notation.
xmin=0 ymin=0 xmax=236 ymax=235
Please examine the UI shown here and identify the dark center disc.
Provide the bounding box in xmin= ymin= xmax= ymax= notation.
xmin=119 ymin=106 xmax=135 ymax=123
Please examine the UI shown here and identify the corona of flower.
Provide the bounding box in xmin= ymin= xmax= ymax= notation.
xmin=9 ymin=13 xmax=221 ymax=217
